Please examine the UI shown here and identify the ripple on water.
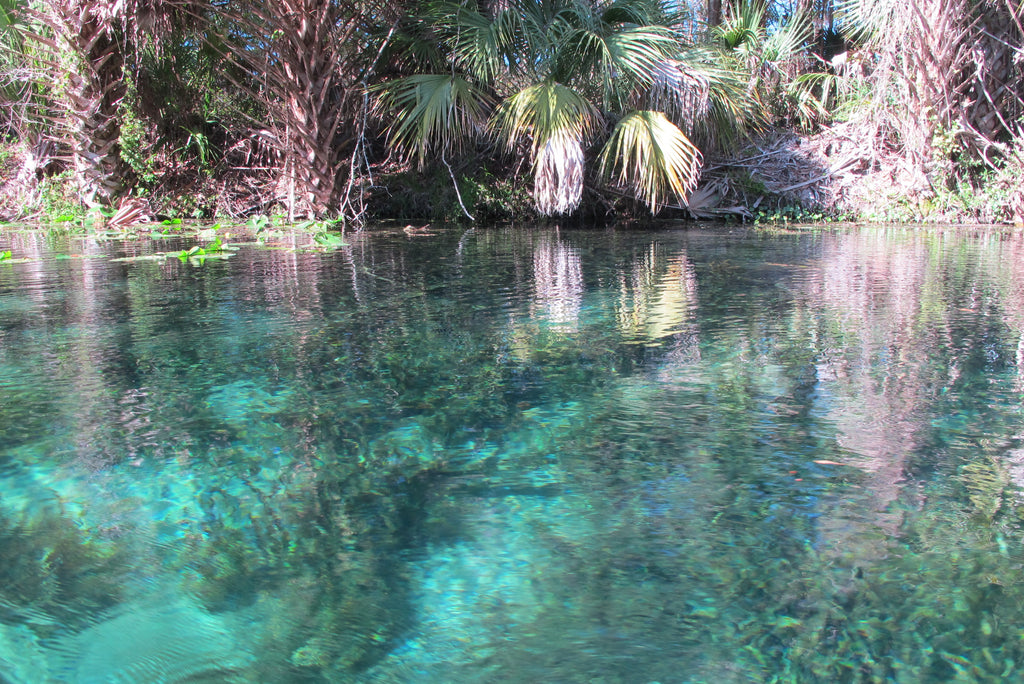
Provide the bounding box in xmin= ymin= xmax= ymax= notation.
xmin=2 ymin=227 xmax=1024 ymax=681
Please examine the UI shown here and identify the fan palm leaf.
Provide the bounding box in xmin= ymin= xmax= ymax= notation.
xmin=378 ymin=73 xmax=492 ymax=167
xmin=677 ymin=46 xmax=762 ymax=148
xmin=599 ymin=109 xmax=703 ymax=212
xmin=643 ymin=58 xmax=710 ymax=131
xmin=555 ymin=18 xmax=679 ymax=106
xmin=493 ymin=80 xmax=598 ymax=214
xmin=714 ymin=1 xmax=765 ymax=53
xmin=762 ymin=10 xmax=811 ymax=64
xmin=439 ymin=3 xmax=525 ymax=83
xmin=492 ymin=80 xmax=599 ymax=153
xmin=598 ymin=0 xmax=666 ymax=26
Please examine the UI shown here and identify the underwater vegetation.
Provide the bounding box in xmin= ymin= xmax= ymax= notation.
xmin=1 ymin=226 xmax=1024 ymax=681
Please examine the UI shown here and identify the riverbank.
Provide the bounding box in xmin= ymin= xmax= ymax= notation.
xmin=1 ymin=122 xmax=1022 ymax=229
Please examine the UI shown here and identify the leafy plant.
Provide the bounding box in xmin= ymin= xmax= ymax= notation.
xmin=377 ymin=0 xmax=727 ymax=216
xmin=312 ymin=231 xmax=348 ymax=249
xmin=119 ymin=77 xmax=157 ymax=187
xmin=177 ymin=236 xmax=231 ymax=263
xmin=246 ymin=214 xmax=270 ymax=232
xmin=37 ymin=171 xmax=84 ymax=224
xmin=175 ymin=123 xmax=218 ymax=172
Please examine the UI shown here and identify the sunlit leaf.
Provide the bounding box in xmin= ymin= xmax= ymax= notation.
xmin=599 ymin=110 xmax=703 ymax=212
xmin=492 ymin=81 xmax=598 ymax=153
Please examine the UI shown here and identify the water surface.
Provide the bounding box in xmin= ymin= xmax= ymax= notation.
xmin=1 ymin=225 xmax=1023 ymax=682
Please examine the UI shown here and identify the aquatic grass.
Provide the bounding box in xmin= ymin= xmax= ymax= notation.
xmin=2 ymin=226 xmax=1024 ymax=680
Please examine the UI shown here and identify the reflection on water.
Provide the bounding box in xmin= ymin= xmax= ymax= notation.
xmin=532 ymin=232 xmax=583 ymax=332
xmin=2 ymin=226 xmax=1024 ymax=681
xmin=616 ymin=242 xmax=698 ymax=344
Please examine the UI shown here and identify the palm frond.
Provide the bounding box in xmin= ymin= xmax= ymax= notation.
xmin=761 ymin=9 xmax=812 ymax=64
xmin=377 ymin=73 xmax=492 ymax=167
xmin=605 ymin=26 xmax=679 ymax=83
xmin=678 ymin=46 xmax=763 ymax=148
xmin=493 ymin=80 xmax=598 ymax=215
xmin=600 ymin=0 xmax=666 ymax=26
xmin=836 ymin=0 xmax=902 ymax=43
xmin=384 ymin=17 xmax=447 ymax=73
xmin=440 ymin=3 xmax=524 ymax=83
xmin=556 ymin=22 xmax=678 ymax=103
xmin=492 ymin=80 xmax=598 ymax=153
xmin=787 ymin=71 xmax=840 ymax=128
xmin=644 ymin=59 xmax=710 ymax=132
xmin=714 ymin=1 xmax=765 ymax=53
xmin=598 ymin=109 xmax=703 ymax=212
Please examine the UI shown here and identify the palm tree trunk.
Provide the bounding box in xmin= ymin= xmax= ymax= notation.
xmin=45 ymin=1 xmax=130 ymax=205
xmin=246 ymin=0 xmax=367 ymax=219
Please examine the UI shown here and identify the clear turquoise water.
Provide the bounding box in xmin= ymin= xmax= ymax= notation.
xmin=1 ymin=225 xmax=1023 ymax=682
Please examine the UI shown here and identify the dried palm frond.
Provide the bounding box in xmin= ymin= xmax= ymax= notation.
xmin=683 ymin=177 xmax=750 ymax=219
xmin=107 ymin=195 xmax=151 ymax=227
xmin=644 ymin=59 xmax=710 ymax=132
xmin=534 ymin=133 xmax=584 ymax=215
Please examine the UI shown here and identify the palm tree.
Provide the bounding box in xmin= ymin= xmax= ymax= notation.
xmin=712 ymin=0 xmax=818 ymax=128
xmin=838 ymin=0 xmax=1023 ymax=167
xmin=0 ymin=0 xmax=30 ymax=136
xmin=26 ymin=0 xmax=206 ymax=207
xmin=377 ymin=0 xmax=729 ymax=215
xmin=214 ymin=0 xmax=400 ymax=221
xmin=31 ymin=0 xmax=130 ymax=205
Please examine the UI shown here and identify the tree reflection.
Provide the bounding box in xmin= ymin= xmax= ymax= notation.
xmin=531 ymin=231 xmax=583 ymax=333
xmin=808 ymin=231 xmax=944 ymax=549
xmin=616 ymin=241 xmax=699 ymax=346
xmin=5 ymin=227 xmax=1024 ymax=680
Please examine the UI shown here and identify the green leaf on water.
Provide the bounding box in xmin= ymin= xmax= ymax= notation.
xmin=246 ymin=215 xmax=269 ymax=232
xmin=313 ymin=232 xmax=347 ymax=249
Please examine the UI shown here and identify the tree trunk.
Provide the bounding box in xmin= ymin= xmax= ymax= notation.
xmin=47 ymin=2 xmax=130 ymax=206
xmin=254 ymin=0 xmax=363 ymax=219
xmin=706 ymin=0 xmax=722 ymax=27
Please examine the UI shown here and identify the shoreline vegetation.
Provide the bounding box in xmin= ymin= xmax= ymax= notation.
xmin=0 ymin=0 xmax=1020 ymax=229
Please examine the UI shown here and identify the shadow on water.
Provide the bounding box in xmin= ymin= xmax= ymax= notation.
xmin=2 ymin=225 xmax=1024 ymax=681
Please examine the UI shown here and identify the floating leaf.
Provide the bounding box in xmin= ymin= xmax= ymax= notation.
xmin=313 ymin=232 xmax=348 ymax=249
